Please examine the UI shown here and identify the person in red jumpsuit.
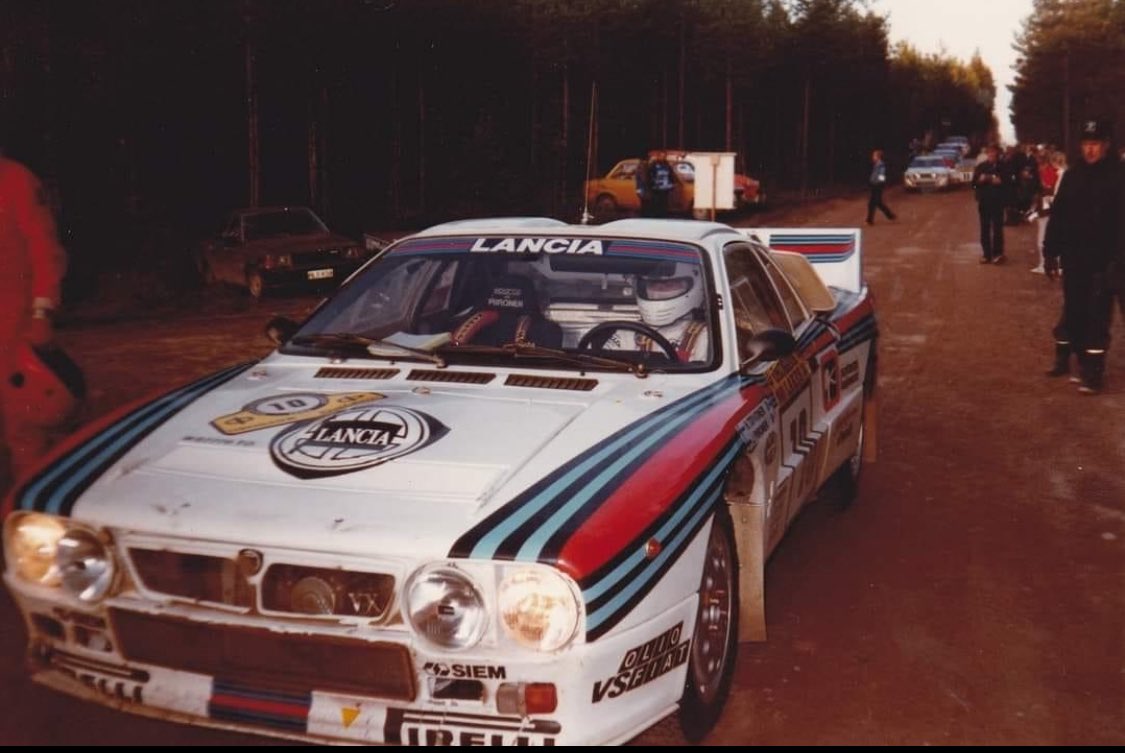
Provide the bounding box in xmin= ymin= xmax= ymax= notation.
xmin=0 ymin=149 xmax=70 ymax=486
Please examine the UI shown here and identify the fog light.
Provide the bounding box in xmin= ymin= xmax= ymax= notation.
xmin=496 ymin=682 xmax=557 ymax=716
xmin=291 ymin=576 xmax=336 ymax=615
xmin=57 ymin=528 xmax=115 ymax=602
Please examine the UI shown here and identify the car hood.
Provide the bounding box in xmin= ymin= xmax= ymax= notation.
xmin=63 ymin=360 xmax=684 ymax=559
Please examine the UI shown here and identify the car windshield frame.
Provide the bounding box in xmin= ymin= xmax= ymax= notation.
xmin=280 ymin=233 xmax=724 ymax=375
xmin=243 ymin=207 xmax=329 ymax=241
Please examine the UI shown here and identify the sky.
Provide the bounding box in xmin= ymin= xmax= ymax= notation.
xmin=868 ymin=0 xmax=1035 ymax=142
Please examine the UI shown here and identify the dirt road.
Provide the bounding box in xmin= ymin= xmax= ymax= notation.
xmin=1 ymin=187 xmax=1121 ymax=745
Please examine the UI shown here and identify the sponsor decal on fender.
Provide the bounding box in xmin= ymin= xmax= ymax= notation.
xmin=821 ymin=353 xmax=840 ymax=411
xmin=763 ymin=432 xmax=779 ymax=464
xmin=592 ymin=621 xmax=690 ymax=703
xmin=736 ymin=397 xmax=775 ymax=451
xmin=766 ymin=356 xmax=812 ymax=407
xmin=211 ymin=392 xmax=384 ymax=435
xmin=271 ymin=404 xmax=447 ymax=479
xmin=839 ymin=360 xmax=861 ymax=392
xmin=470 ymin=237 xmax=604 ymax=255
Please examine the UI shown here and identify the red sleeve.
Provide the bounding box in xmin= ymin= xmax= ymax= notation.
xmin=9 ymin=163 xmax=67 ymax=304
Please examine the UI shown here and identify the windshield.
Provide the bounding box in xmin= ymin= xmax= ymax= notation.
xmin=283 ymin=234 xmax=718 ymax=372
xmin=244 ymin=208 xmax=329 ymax=241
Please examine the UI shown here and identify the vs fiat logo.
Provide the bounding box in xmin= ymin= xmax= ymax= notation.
xmin=270 ymin=404 xmax=448 ymax=478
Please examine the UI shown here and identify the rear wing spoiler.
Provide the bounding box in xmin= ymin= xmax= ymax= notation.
xmin=740 ymin=228 xmax=863 ymax=294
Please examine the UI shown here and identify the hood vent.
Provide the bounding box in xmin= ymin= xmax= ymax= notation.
xmin=407 ymin=369 xmax=495 ymax=384
xmin=505 ymin=374 xmax=599 ymax=391
xmin=315 ymin=366 xmax=400 ymax=380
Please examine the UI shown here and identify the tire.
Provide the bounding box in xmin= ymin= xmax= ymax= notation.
xmin=593 ymin=194 xmax=617 ymax=219
xmin=679 ymin=509 xmax=739 ymax=742
xmin=246 ymin=270 xmax=265 ymax=301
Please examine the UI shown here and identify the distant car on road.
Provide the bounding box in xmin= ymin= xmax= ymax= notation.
xmin=903 ymin=155 xmax=954 ymax=191
xmin=197 ymin=206 xmax=370 ymax=300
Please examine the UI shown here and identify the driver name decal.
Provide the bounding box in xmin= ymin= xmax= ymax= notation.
xmin=470 ymin=237 xmax=604 ymax=255
xmin=591 ymin=621 xmax=689 ymax=703
xmin=271 ymin=404 xmax=448 ymax=478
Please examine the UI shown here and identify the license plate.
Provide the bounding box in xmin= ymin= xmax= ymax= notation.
xmin=307 ymin=268 xmax=334 ymax=280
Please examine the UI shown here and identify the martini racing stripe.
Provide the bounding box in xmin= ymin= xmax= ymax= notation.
xmin=16 ymin=362 xmax=253 ymax=516
xmin=582 ymin=439 xmax=740 ymax=640
xmin=449 ymin=374 xmax=751 ymax=563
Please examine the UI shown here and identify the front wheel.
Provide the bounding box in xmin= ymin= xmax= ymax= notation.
xmin=679 ymin=509 xmax=739 ymax=742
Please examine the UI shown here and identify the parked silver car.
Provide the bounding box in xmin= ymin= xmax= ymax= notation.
xmin=903 ymin=155 xmax=954 ymax=191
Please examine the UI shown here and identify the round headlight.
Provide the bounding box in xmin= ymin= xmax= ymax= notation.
xmin=404 ymin=566 xmax=487 ymax=650
xmin=498 ymin=568 xmax=580 ymax=652
xmin=4 ymin=512 xmax=65 ymax=586
xmin=56 ymin=528 xmax=115 ymax=602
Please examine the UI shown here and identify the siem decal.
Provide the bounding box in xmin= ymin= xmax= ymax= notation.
xmin=470 ymin=237 xmax=604 ymax=255
xmin=821 ymin=353 xmax=840 ymax=411
xmin=423 ymin=662 xmax=507 ymax=680
xmin=592 ymin=621 xmax=690 ymax=703
xmin=212 ymin=392 xmax=385 ymax=435
xmin=271 ymin=404 xmax=448 ymax=479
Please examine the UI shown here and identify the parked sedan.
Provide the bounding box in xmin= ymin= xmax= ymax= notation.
xmin=5 ymin=217 xmax=876 ymax=745
xmin=197 ymin=206 xmax=370 ymax=299
xmin=903 ymin=155 xmax=955 ymax=191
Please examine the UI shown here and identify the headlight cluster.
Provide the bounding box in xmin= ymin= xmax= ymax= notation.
xmin=403 ymin=563 xmax=581 ymax=653
xmin=4 ymin=512 xmax=116 ymax=602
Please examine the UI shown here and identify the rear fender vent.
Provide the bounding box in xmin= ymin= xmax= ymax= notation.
xmin=505 ymin=374 xmax=599 ymax=391
xmin=315 ymin=367 xmax=400 ymax=380
xmin=407 ymin=369 xmax=495 ymax=384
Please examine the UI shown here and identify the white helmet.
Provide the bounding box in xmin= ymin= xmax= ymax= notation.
xmin=636 ymin=262 xmax=704 ymax=327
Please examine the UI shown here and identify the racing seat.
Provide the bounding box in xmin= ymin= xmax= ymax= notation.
xmin=450 ymin=275 xmax=563 ymax=348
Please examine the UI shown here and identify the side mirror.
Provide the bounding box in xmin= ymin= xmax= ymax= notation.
xmin=265 ymin=316 xmax=299 ymax=346
xmin=740 ymin=328 xmax=797 ymax=369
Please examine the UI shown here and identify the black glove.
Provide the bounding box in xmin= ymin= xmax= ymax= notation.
xmin=1044 ymin=255 xmax=1060 ymax=280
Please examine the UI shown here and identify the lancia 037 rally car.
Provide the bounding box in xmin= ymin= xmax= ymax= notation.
xmin=4 ymin=217 xmax=877 ymax=745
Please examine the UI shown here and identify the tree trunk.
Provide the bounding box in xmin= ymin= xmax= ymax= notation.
xmin=800 ymin=73 xmax=810 ymax=197
xmin=245 ymin=38 xmax=260 ymax=208
xmin=418 ymin=68 xmax=425 ymax=217
xmin=725 ymin=59 xmax=733 ymax=152
xmin=678 ymin=21 xmax=685 ymax=150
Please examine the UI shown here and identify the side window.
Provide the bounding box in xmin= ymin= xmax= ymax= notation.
xmin=723 ymin=243 xmax=791 ymax=363
xmin=758 ymin=250 xmax=810 ymax=330
xmin=611 ymin=161 xmax=637 ymax=180
xmin=221 ymin=216 xmax=241 ymax=244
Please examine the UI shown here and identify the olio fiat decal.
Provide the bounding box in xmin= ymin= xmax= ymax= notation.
xmin=270 ymin=404 xmax=448 ymax=479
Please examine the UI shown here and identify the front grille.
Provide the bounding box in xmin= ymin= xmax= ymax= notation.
xmin=129 ymin=549 xmax=252 ymax=608
xmin=315 ymin=366 xmax=400 ymax=380
xmin=111 ymin=609 xmax=416 ymax=701
xmin=262 ymin=564 xmax=395 ymax=622
xmin=505 ymin=373 xmax=598 ymax=391
xmin=292 ymin=249 xmax=343 ymax=267
xmin=407 ymin=369 xmax=495 ymax=384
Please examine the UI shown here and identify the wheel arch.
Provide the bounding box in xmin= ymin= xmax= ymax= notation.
xmin=723 ymin=452 xmax=770 ymax=643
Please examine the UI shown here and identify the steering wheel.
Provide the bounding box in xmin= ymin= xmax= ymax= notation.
xmin=577 ymin=320 xmax=679 ymax=361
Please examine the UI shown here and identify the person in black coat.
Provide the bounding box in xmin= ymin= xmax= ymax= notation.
xmin=1043 ymin=118 xmax=1122 ymax=394
xmin=971 ymin=144 xmax=1009 ymax=263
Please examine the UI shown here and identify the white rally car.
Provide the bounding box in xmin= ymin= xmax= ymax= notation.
xmin=4 ymin=218 xmax=877 ymax=745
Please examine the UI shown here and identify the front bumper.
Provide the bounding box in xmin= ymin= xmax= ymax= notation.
xmin=6 ymin=572 xmax=695 ymax=745
xmin=259 ymin=261 xmax=365 ymax=291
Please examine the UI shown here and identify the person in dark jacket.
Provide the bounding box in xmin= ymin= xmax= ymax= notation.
xmin=971 ymin=144 xmax=1009 ymax=264
xmin=1043 ymin=118 xmax=1122 ymax=394
xmin=865 ymin=149 xmax=896 ymax=225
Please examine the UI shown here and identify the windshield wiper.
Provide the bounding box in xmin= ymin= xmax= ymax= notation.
xmin=289 ymin=332 xmax=446 ymax=367
xmin=444 ymin=342 xmax=649 ymax=378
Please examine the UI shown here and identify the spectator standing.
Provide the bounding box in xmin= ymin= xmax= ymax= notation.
xmin=1030 ymin=148 xmax=1061 ymax=274
xmin=865 ymin=149 xmax=896 ymax=225
xmin=971 ymin=144 xmax=1009 ymax=264
xmin=0 ymin=145 xmax=75 ymax=486
xmin=1043 ymin=118 xmax=1121 ymax=394
xmin=634 ymin=153 xmax=652 ymax=218
xmin=647 ymin=151 xmax=675 ymax=219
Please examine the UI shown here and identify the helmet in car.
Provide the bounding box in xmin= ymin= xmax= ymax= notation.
xmin=3 ymin=342 xmax=86 ymax=428
xmin=636 ymin=262 xmax=704 ymax=327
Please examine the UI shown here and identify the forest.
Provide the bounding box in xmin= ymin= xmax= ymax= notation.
xmin=1 ymin=0 xmax=1114 ymax=285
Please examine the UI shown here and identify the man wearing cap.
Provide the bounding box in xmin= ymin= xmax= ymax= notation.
xmin=0 ymin=140 xmax=70 ymax=484
xmin=1042 ymin=118 xmax=1122 ymax=394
